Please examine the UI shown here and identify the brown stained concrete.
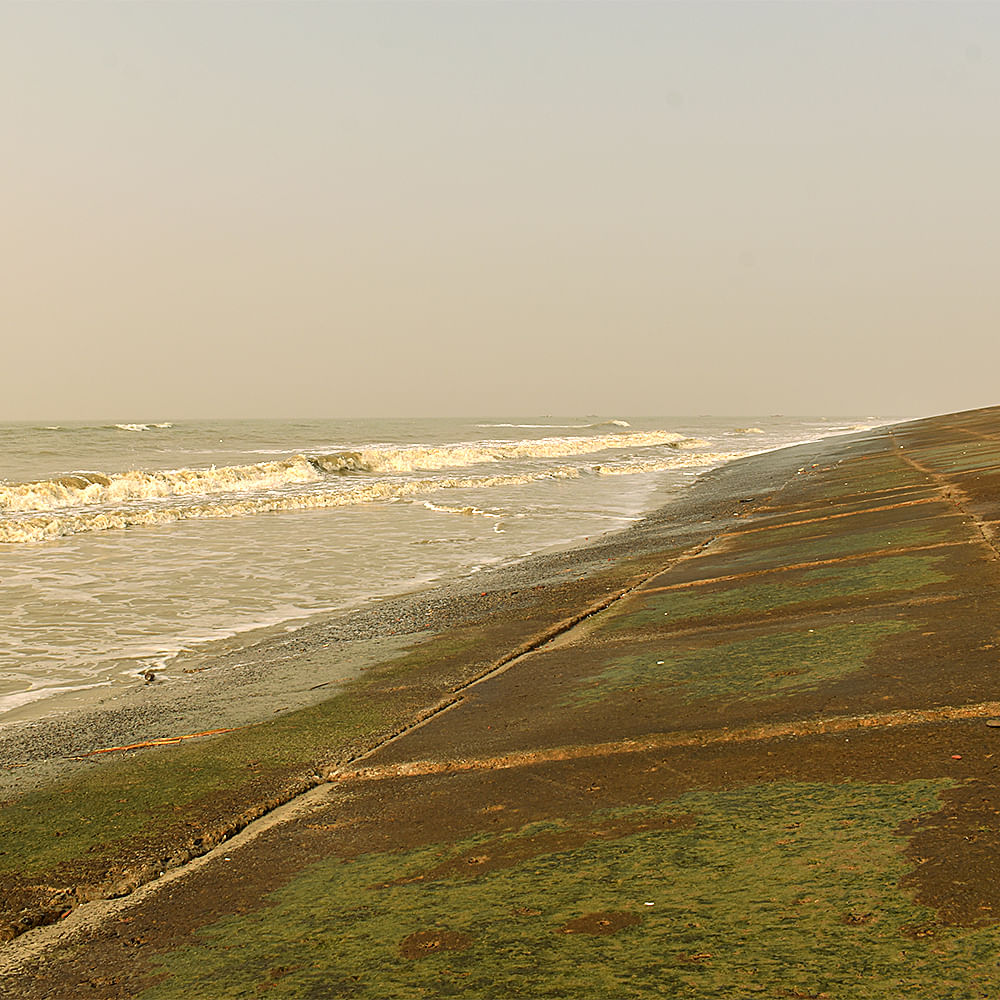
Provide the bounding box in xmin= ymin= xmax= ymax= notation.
xmin=9 ymin=406 xmax=1000 ymax=997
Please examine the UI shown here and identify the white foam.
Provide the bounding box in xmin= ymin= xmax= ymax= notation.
xmin=0 ymin=681 xmax=111 ymax=715
xmin=593 ymin=452 xmax=745 ymax=476
xmin=0 ymin=425 xmax=769 ymax=544
xmin=422 ymin=501 xmax=502 ymax=518
xmin=0 ymin=456 xmax=322 ymax=514
xmin=0 ymin=430 xmax=686 ymax=516
xmin=0 ymin=468 xmax=582 ymax=543
xmin=355 ymin=430 xmax=685 ymax=473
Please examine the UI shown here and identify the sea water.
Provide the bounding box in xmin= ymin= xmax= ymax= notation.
xmin=0 ymin=415 xmax=893 ymax=721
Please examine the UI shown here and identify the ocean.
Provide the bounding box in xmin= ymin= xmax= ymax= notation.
xmin=0 ymin=415 xmax=893 ymax=723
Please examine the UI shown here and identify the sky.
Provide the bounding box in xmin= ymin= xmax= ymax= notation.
xmin=2 ymin=1 xmax=999 ymax=420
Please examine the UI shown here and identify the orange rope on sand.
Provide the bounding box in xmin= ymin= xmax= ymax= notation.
xmin=65 ymin=727 xmax=238 ymax=759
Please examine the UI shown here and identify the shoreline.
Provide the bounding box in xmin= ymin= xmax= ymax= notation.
xmin=0 ymin=420 xmax=888 ymax=728
xmin=0 ymin=428 xmax=869 ymax=798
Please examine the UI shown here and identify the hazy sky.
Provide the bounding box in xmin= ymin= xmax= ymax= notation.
xmin=3 ymin=1 xmax=999 ymax=420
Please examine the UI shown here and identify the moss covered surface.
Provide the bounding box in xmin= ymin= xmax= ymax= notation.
xmin=134 ymin=779 xmax=996 ymax=1000
xmin=714 ymin=519 xmax=963 ymax=568
xmin=599 ymin=552 xmax=952 ymax=635
xmin=0 ymin=686 xmax=385 ymax=879
xmin=904 ymin=442 xmax=1000 ymax=474
xmin=570 ymin=620 xmax=911 ymax=707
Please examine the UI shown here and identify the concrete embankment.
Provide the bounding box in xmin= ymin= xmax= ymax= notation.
xmin=6 ymin=406 xmax=1000 ymax=997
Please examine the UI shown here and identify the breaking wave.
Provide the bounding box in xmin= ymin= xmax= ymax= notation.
xmin=0 ymin=457 xmax=323 ymax=514
xmin=347 ymin=430 xmax=687 ymax=472
xmin=0 ymin=431 xmax=690 ymax=514
xmin=0 ymin=427 xmax=732 ymax=544
xmin=113 ymin=422 xmax=174 ymax=432
xmin=309 ymin=452 xmax=368 ymax=474
xmin=0 ymin=468 xmax=579 ymax=544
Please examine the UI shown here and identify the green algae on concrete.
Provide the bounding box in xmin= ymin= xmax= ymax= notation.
xmin=715 ymin=518 xmax=964 ymax=567
xmin=0 ymin=688 xmax=385 ymax=880
xmin=820 ymin=467 xmax=932 ymax=493
xmin=727 ymin=504 xmax=953 ymax=547
xmin=599 ymin=553 xmax=952 ymax=634
xmin=901 ymin=442 xmax=1000 ymax=473
xmin=137 ymin=780 xmax=978 ymax=1000
xmin=570 ymin=620 xmax=911 ymax=707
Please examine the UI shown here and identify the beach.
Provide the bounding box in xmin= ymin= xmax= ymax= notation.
xmin=1 ymin=415 xmax=871 ymax=725
xmin=5 ymin=407 xmax=1000 ymax=995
